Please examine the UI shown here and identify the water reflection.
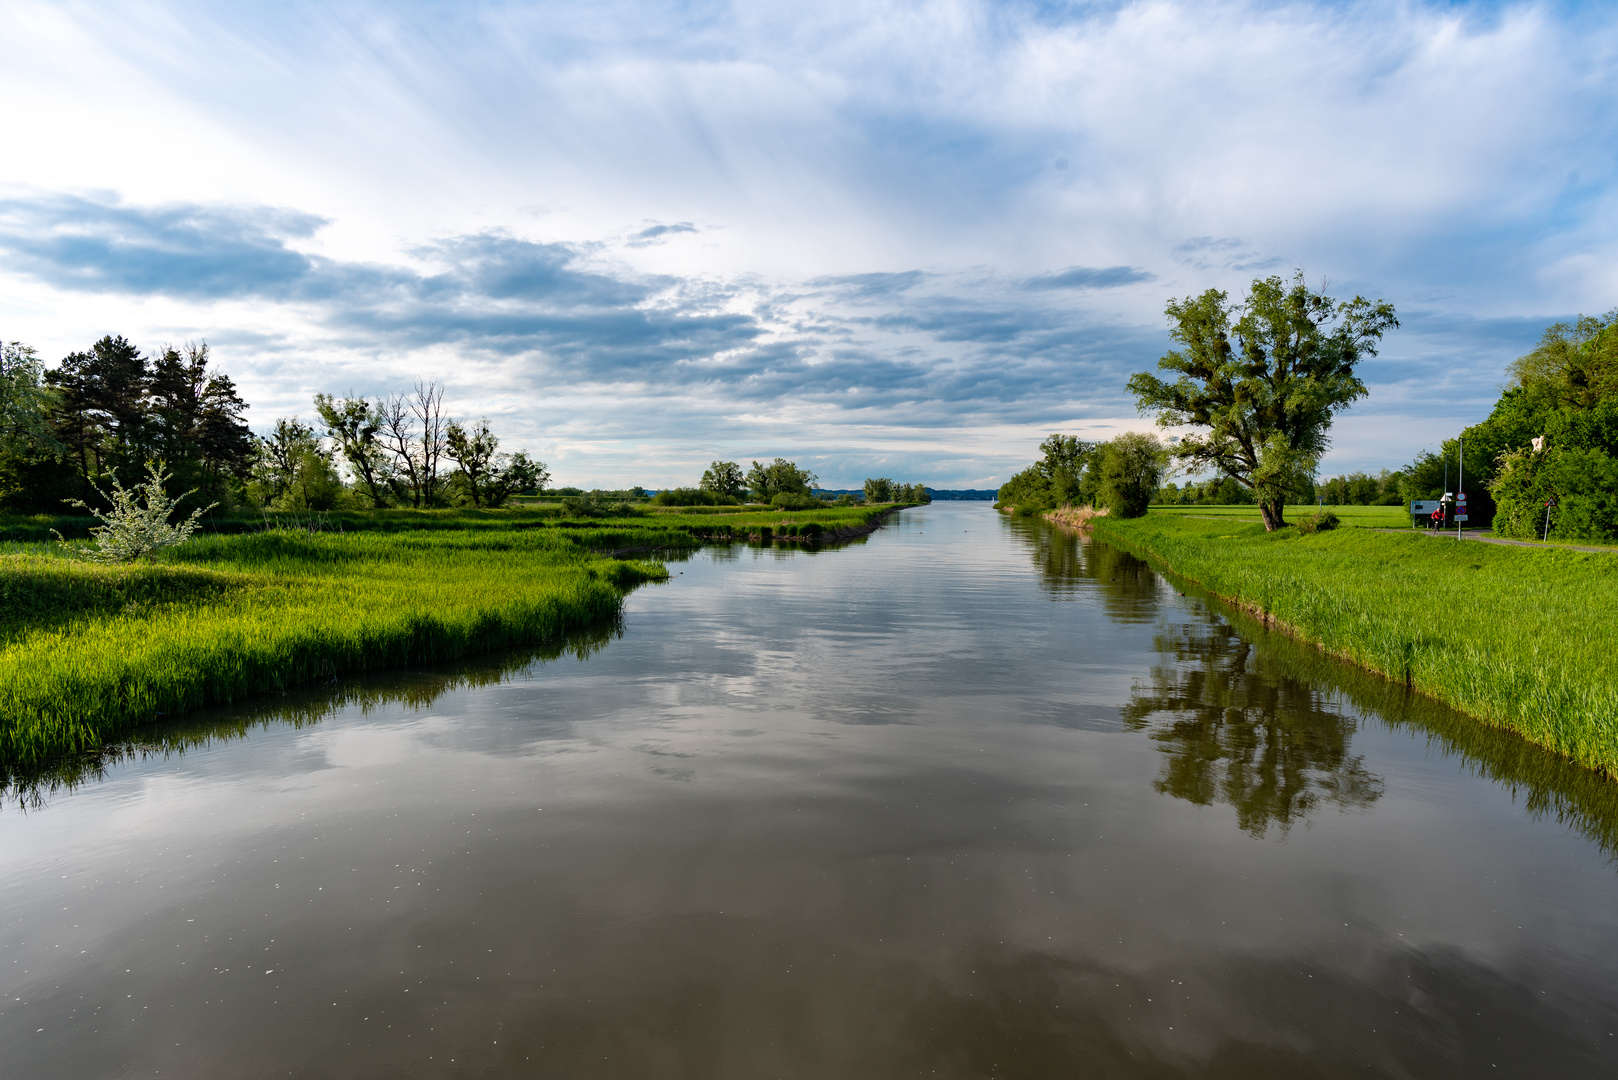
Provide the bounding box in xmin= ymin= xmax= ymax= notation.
xmin=6 ymin=506 xmax=1618 ymax=1078
xmin=0 ymin=619 xmax=621 ymax=811
xmin=1122 ymin=614 xmax=1383 ymax=837
xmin=1007 ymin=512 xmax=1618 ymax=856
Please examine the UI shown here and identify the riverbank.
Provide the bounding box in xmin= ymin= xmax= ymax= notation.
xmin=1085 ymin=512 xmax=1618 ymax=778
xmin=0 ymin=505 xmax=907 ymax=771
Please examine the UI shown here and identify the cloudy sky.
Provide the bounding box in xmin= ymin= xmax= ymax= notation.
xmin=1 ymin=0 xmax=1614 ymax=488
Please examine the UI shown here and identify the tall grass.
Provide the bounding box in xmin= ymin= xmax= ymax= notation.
xmin=1094 ymin=513 xmax=1618 ymax=776
xmin=0 ymin=528 xmax=666 ymax=767
xmin=0 ymin=504 xmax=905 ymax=768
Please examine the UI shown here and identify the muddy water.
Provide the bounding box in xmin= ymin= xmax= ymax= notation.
xmin=3 ymin=503 xmax=1616 ymax=1078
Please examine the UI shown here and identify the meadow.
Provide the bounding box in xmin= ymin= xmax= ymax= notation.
xmin=1149 ymin=503 xmax=1414 ymax=528
xmin=0 ymin=504 xmax=900 ymax=772
xmin=1090 ymin=511 xmax=1618 ymax=777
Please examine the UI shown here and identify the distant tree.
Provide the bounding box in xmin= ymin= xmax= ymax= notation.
xmin=249 ymin=418 xmax=321 ymax=505
xmin=315 ymin=393 xmax=391 ymax=507
xmin=411 ymin=381 xmax=447 ymax=507
xmin=700 ymin=460 xmax=747 ymax=500
xmin=748 ymin=458 xmax=816 ymax=502
xmin=0 ymin=342 xmax=64 ymax=506
xmin=863 ymin=477 xmax=893 ymax=503
xmin=1127 ymin=272 xmax=1398 ymax=531
xmin=446 ymin=417 xmax=549 ymax=507
xmin=46 ymin=334 xmax=152 ymax=499
xmin=1037 ymin=433 xmax=1094 ymax=505
xmin=445 ymin=418 xmax=500 ymax=507
xmin=148 ymin=342 xmax=253 ymax=511
xmin=1095 ymin=432 xmax=1166 ymax=518
xmin=374 ymin=394 xmax=423 ymax=506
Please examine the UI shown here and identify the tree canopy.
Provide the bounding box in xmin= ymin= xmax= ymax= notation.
xmin=1128 ymin=272 xmax=1398 ymax=531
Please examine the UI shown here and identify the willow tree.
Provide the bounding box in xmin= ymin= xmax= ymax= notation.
xmin=1127 ymin=272 xmax=1398 ymax=530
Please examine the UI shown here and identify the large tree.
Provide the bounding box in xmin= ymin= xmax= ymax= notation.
xmin=745 ymin=458 xmax=816 ymax=502
xmin=700 ymin=460 xmax=746 ymax=501
xmin=314 ymin=393 xmax=391 ymax=507
xmin=1127 ymin=272 xmax=1397 ymax=531
xmin=445 ymin=417 xmax=549 ymax=507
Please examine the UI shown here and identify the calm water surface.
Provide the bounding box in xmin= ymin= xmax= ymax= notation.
xmin=4 ymin=503 xmax=1618 ymax=1078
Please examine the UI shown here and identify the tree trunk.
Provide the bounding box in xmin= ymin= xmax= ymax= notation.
xmin=1259 ymin=499 xmax=1287 ymax=531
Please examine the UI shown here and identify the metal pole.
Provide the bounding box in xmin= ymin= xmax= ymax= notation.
xmin=1457 ymin=435 xmax=1463 ymax=540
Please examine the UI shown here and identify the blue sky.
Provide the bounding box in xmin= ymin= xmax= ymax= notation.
xmin=1 ymin=0 xmax=1614 ymax=488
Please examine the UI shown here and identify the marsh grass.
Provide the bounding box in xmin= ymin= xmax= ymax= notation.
xmin=0 ymin=504 xmax=903 ymax=768
xmin=1095 ymin=513 xmax=1618 ymax=776
xmin=2 ymin=628 xmax=621 ymax=808
xmin=0 ymin=528 xmax=666 ymax=767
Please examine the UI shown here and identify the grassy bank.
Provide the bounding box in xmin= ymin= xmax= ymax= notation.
xmin=0 ymin=502 xmax=904 ymax=543
xmin=1089 ymin=512 xmax=1618 ymax=776
xmin=0 ymin=504 xmax=905 ymax=771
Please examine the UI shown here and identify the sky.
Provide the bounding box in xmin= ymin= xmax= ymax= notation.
xmin=1 ymin=0 xmax=1614 ymax=489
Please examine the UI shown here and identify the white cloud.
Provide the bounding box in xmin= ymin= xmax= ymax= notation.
xmin=0 ymin=0 xmax=1614 ymax=485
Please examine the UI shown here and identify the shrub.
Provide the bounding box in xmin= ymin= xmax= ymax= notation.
xmin=770 ymin=491 xmax=821 ymax=510
xmin=651 ymin=487 xmax=736 ymax=507
xmin=1296 ymin=510 xmax=1341 ymax=535
xmin=59 ymin=462 xmax=215 ymax=562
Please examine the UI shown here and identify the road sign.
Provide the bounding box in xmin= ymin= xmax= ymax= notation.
xmin=1411 ymin=500 xmax=1440 ymax=514
xmin=1455 ymin=514 xmax=1469 ymax=522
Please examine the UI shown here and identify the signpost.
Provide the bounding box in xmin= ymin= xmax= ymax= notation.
xmin=1457 ymin=435 xmax=1464 ymax=540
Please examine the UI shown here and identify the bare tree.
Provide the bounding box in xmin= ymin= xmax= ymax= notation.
xmin=411 ymin=380 xmax=446 ymax=506
xmin=375 ymin=393 xmax=422 ymax=506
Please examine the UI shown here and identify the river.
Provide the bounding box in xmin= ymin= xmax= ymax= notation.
xmin=3 ymin=502 xmax=1616 ymax=1077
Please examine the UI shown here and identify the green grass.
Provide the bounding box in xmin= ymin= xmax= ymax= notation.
xmin=1092 ymin=512 xmax=1618 ymax=777
xmin=1149 ymin=503 xmax=1414 ymax=528
xmin=0 ymin=504 xmax=902 ymax=772
xmin=0 ymin=501 xmax=901 ymax=542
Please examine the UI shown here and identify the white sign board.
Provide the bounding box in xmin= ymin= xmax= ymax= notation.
xmin=1411 ymin=500 xmax=1441 ymax=514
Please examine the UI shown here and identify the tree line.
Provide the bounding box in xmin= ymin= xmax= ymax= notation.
xmin=0 ymin=336 xmax=547 ymax=515
xmin=650 ymin=459 xmax=930 ymax=507
xmin=997 ymin=432 xmax=1166 ymax=518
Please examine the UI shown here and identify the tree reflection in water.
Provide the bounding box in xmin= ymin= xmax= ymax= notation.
xmin=1122 ymin=614 xmax=1383 ymax=837
xmin=1006 ymin=511 xmax=1618 ymax=855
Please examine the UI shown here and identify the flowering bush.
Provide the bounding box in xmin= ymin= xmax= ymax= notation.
xmin=60 ymin=463 xmax=216 ymax=562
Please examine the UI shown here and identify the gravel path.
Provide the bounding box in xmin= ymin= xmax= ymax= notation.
xmin=1373 ymin=528 xmax=1616 ymax=554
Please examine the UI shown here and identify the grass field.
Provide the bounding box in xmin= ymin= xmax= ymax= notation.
xmin=1091 ymin=511 xmax=1618 ymax=777
xmin=0 ymin=504 xmax=903 ymax=772
xmin=1149 ymin=503 xmax=1414 ymax=528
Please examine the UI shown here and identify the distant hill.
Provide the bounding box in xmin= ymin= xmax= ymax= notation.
xmin=924 ymin=489 xmax=998 ymax=500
